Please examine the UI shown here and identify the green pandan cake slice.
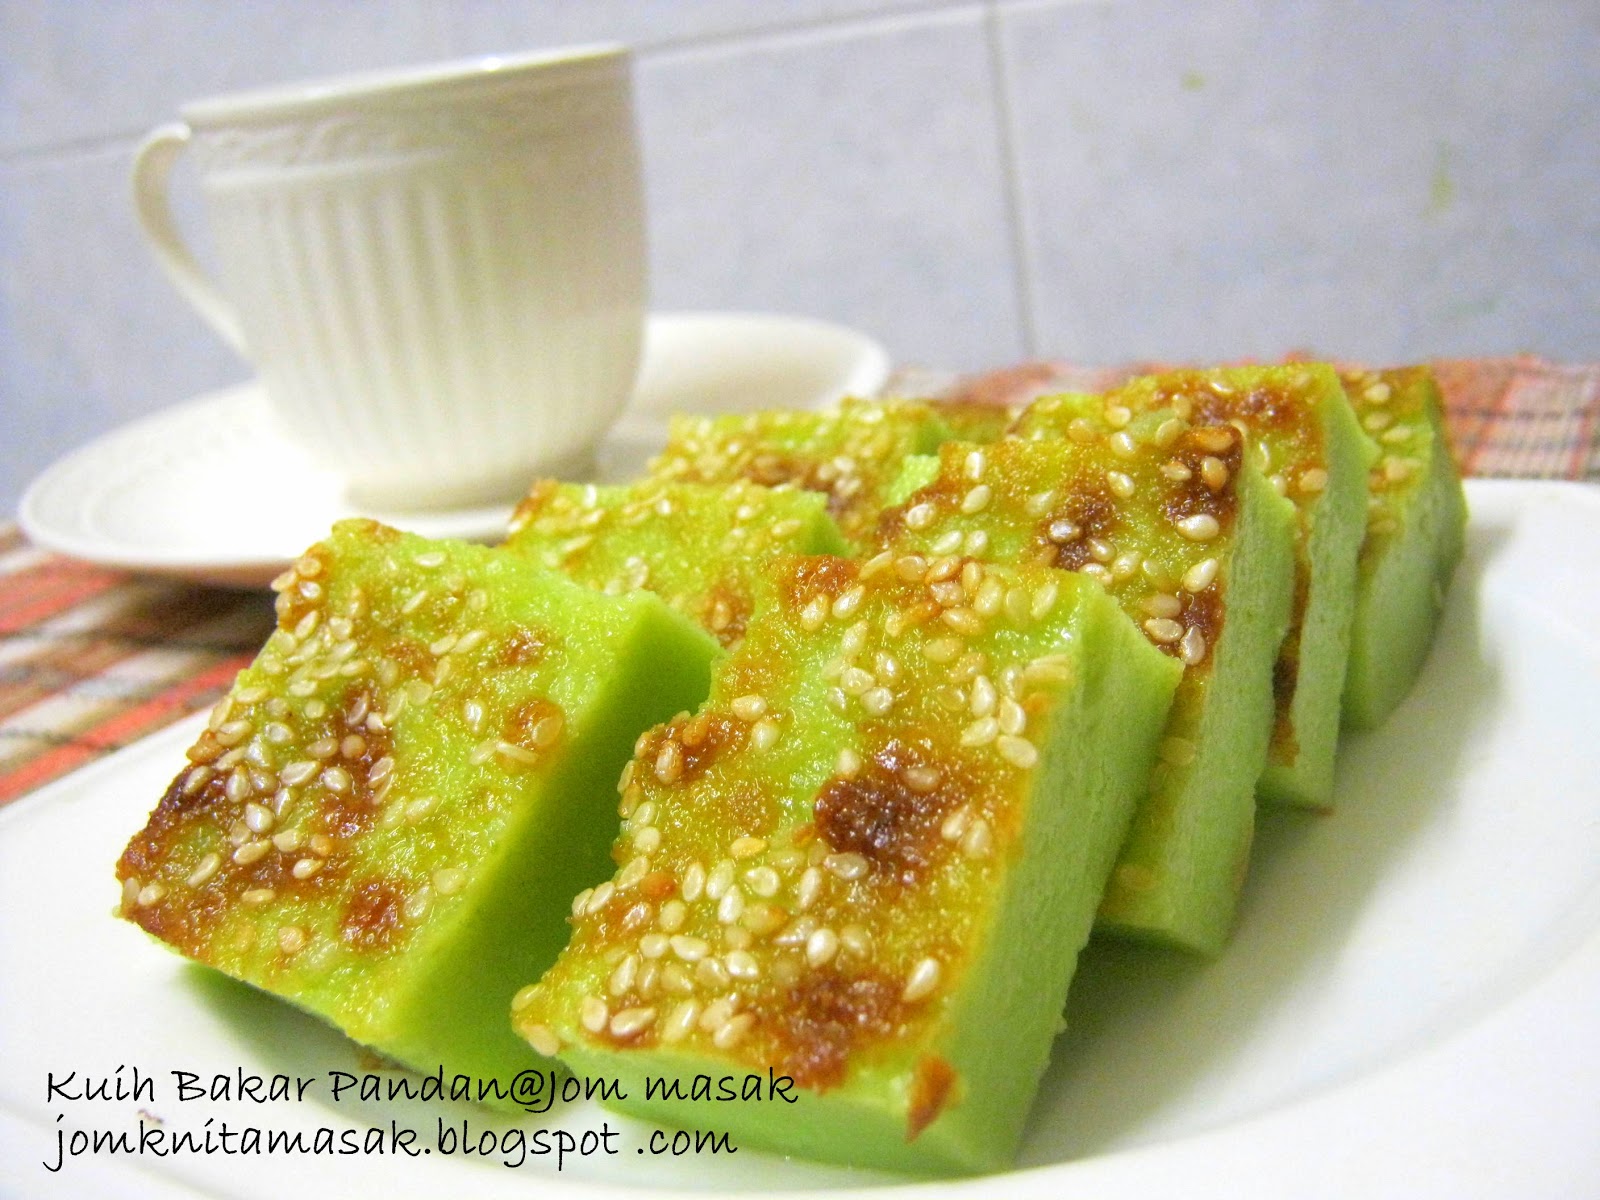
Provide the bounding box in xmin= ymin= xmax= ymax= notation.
xmin=1016 ymin=365 xmax=1376 ymax=810
xmin=647 ymin=400 xmax=951 ymax=549
xmin=116 ymin=520 xmax=718 ymax=1088
xmin=504 ymin=479 xmax=846 ymax=648
xmin=880 ymin=416 xmax=1296 ymax=955
xmin=513 ymin=554 xmax=1181 ymax=1175
xmin=1339 ymin=366 xmax=1469 ymax=728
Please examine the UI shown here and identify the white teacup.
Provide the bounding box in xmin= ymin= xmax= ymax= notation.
xmin=133 ymin=46 xmax=646 ymax=509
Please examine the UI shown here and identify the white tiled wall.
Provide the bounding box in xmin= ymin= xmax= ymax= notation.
xmin=2 ymin=0 xmax=1596 ymax=513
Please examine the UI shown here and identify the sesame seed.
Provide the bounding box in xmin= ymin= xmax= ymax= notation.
xmin=279 ymin=760 xmax=318 ymax=787
xmin=1200 ymin=457 xmax=1229 ymax=490
xmin=232 ymin=840 xmax=270 ymax=866
xmin=1144 ymin=617 xmax=1184 ymax=643
xmin=1180 ymin=626 xmax=1208 ymax=666
xmin=654 ymin=741 xmax=683 ymax=784
xmin=942 ymin=608 xmax=983 ymax=636
xmin=725 ymin=949 xmax=760 ymax=980
xmin=964 ymin=449 xmax=987 ymax=481
xmin=1030 ymin=582 xmax=1059 ymax=620
xmin=609 ymin=954 xmax=640 ymax=996
xmin=961 ymin=816 xmax=994 ymax=859
xmin=901 ymin=765 xmax=942 ymax=794
xmin=241 ymin=887 xmax=275 ymax=906
xmin=998 ymin=697 xmax=1027 ymax=737
xmin=902 ymin=956 xmax=942 ymax=1002
xmin=961 ymin=715 xmax=1000 ymax=747
xmin=135 ymin=882 xmax=165 ymax=908
xmin=1298 ymin=467 xmax=1329 ymax=493
xmin=1161 ymin=460 xmax=1194 ymax=482
xmin=662 ymin=1000 xmax=699 ymax=1043
xmin=670 ymin=935 xmax=710 ymax=962
xmin=680 ymin=863 xmax=706 ymax=903
xmin=904 ymin=502 xmax=936 ymax=530
xmin=1364 ymin=382 xmax=1392 ymax=404
xmin=618 ymin=856 xmax=650 ymax=890
xmin=806 ymin=927 xmax=840 ymax=966
xmin=997 ymin=735 xmax=1039 ymax=769
xmin=832 ymin=586 xmax=864 ymax=619
xmin=1176 ymin=514 xmax=1221 ymax=541
xmin=860 ymin=686 xmax=894 ymax=716
xmin=291 ymin=856 xmax=324 ymax=879
xmin=970 ymin=675 xmax=997 ymax=717
xmin=800 ymin=595 xmax=829 ymax=631
xmin=961 ymin=484 xmax=992 ymax=514
xmin=731 ymin=695 xmax=767 ymax=722
xmin=705 ymin=859 xmax=735 ymax=901
xmin=185 ymin=853 xmax=221 ymax=888
xmin=750 ymin=719 xmax=781 ymax=751
xmin=713 ymin=1012 xmax=755 ymax=1049
xmin=796 ymin=866 xmax=823 ymax=910
xmin=824 ymin=852 xmax=869 ymax=881
xmin=433 ymin=867 xmax=467 ymax=896
xmin=277 ymin=926 xmax=307 ymax=954
xmin=1183 ymin=557 xmax=1220 ymax=592
xmin=581 ymin=996 xmax=610 ymax=1033
xmin=523 ymin=1024 xmax=561 ymax=1056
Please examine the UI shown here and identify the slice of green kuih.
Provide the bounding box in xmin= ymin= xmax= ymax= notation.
xmin=1015 ymin=364 xmax=1375 ymax=810
xmin=647 ymin=400 xmax=952 ymax=550
xmin=116 ymin=520 xmax=718 ymax=1089
xmin=504 ymin=478 xmax=847 ymax=648
xmin=881 ymin=417 xmax=1296 ymax=955
xmin=1339 ymin=365 xmax=1469 ymax=728
xmin=512 ymin=555 xmax=1181 ymax=1175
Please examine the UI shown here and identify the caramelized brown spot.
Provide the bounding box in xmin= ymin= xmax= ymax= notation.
xmin=509 ymin=479 xmax=561 ymax=528
xmin=906 ymin=1055 xmax=959 ymax=1141
xmin=774 ymin=970 xmax=903 ymax=1089
xmin=385 ymin=637 xmax=435 ymax=680
xmin=1270 ymin=651 xmax=1300 ymax=763
xmin=502 ymin=696 xmax=564 ymax=753
xmin=1174 ymin=586 xmax=1225 ymax=666
xmin=782 ymin=556 xmax=859 ymax=611
xmin=341 ymin=876 xmax=406 ymax=951
xmin=814 ymin=739 xmax=953 ymax=885
xmin=1038 ymin=487 xmax=1118 ymax=571
xmin=1160 ymin=427 xmax=1243 ymax=528
xmin=499 ymin=628 xmax=550 ymax=668
xmin=700 ymin=580 xmax=752 ymax=648
xmin=678 ymin=712 xmax=744 ymax=781
xmin=640 ymin=871 xmax=677 ymax=902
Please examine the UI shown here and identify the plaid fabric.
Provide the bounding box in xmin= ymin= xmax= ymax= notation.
xmin=2 ymin=356 xmax=1595 ymax=808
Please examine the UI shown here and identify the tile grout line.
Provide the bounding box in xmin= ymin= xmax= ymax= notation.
xmin=634 ymin=0 xmax=980 ymax=64
xmin=982 ymin=2 xmax=1040 ymax=359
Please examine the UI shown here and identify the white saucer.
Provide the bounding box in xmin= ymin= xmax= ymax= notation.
xmin=18 ymin=312 xmax=891 ymax=588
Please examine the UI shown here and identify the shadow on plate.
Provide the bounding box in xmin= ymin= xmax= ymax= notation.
xmin=1021 ymin=519 xmax=1509 ymax=1166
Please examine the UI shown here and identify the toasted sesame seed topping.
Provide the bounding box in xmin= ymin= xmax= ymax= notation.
xmin=902 ymin=956 xmax=942 ymax=1002
xmin=1176 ymin=514 xmax=1221 ymax=541
xmin=996 ymin=735 xmax=1039 ymax=769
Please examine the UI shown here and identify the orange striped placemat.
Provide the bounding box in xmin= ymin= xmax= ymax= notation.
xmin=2 ymin=356 xmax=1595 ymax=808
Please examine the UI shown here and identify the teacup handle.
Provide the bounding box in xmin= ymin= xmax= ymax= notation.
xmin=131 ymin=122 xmax=249 ymax=356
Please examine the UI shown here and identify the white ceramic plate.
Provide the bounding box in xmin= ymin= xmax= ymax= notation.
xmin=16 ymin=312 xmax=891 ymax=588
xmin=2 ymin=479 xmax=1598 ymax=1199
